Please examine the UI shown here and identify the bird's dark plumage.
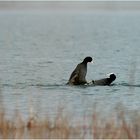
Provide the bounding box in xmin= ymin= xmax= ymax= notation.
xmin=92 ymin=73 xmax=116 ymax=86
xmin=67 ymin=56 xmax=93 ymax=85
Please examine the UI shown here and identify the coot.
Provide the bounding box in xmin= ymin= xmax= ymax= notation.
xmin=92 ymin=73 xmax=116 ymax=86
xmin=67 ymin=56 xmax=93 ymax=85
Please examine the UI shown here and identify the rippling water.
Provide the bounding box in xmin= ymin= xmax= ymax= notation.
xmin=0 ymin=10 xmax=140 ymax=120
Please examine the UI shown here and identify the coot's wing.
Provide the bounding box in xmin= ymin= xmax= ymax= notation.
xmin=69 ymin=73 xmax=78 ymax=83
xmin=93 ymin=78 xmax=109 ymax=85
xmin=68 ymin=64 xmax=80 ymax=83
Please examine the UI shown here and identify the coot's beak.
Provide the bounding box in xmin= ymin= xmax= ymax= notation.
xmin=106 ymin=73 xmax=114 ymax=78
xmin=91 ymin=60 xmax=94 ymax=64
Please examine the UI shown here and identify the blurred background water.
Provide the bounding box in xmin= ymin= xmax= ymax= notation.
xmin=0 ymin=9 xmax=140 ymax=120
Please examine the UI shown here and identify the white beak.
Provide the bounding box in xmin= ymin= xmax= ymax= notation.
xmin=106 ymin=73 xmax=114 ymax=77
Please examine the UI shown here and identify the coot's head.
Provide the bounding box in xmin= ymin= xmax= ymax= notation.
xmin=109 ymin=73 xmax=116 ymax=81
xmin=83 ymin=56 xmax=93 ymax=63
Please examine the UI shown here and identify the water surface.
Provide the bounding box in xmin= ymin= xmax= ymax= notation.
xmin=0 ymin=10 xmax=140 ymax=120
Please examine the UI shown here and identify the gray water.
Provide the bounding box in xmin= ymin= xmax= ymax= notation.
xmin=0 ymin=10 xmax=140 ymax=120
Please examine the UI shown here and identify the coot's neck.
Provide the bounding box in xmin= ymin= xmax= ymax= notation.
xmin=82 ymin=60 xmax=88 ymax=65
xmin=107 ymin=78 xmax=111 ymax=83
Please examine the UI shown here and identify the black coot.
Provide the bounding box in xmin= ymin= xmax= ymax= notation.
xmin=67 ymin=56 xmax=93 ymax=85
xmin=92 ymin=73 xmax=116 ymax=86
